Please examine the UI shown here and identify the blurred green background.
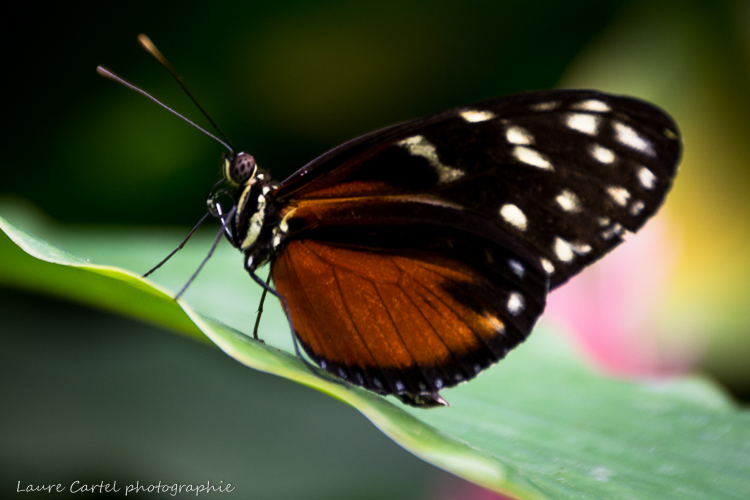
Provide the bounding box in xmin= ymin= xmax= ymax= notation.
xmin=2 ymin=0 xmax=749 ymax=498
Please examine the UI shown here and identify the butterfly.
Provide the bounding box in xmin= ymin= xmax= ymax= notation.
xmin=101 ymin=37 xmax=681 ymax=408
xmin=217 ymin=89 xmax=681 ymax=407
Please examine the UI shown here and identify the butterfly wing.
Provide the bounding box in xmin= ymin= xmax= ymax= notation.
xmin=275 ymin=89 xmax=681 ymax=289
xmin=272 ymin=236 xmax=547 ymax=406
xmin=267 ymin=89 xmax=680 ymax=405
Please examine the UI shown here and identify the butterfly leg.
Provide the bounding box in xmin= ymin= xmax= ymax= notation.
xmin=174 ymin=225 xmax=225 ymax=300
xmin=143 ymin=212 xmax=210 ymax=278
xmin=251 ymin=269 xmax=274 ymax=341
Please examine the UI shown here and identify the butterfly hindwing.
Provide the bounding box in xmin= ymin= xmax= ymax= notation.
xmin=272 ymin=233 xmax=547 ymax=405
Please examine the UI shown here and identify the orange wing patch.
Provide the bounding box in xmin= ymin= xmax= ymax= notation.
xmin=272 ymin=239 xmax=534 ymax=399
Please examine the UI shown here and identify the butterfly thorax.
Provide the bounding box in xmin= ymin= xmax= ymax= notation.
xmin=217 ymin=152 xmax=283 ymax=272
xmin=232 ymin=168 xmax=283 ymax=272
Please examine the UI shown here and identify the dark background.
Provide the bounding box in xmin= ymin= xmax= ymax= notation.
xmin=2 ymin=0 xmax=620 ymax=226
xmin=2 ymin=1 xmax=749 ymax=499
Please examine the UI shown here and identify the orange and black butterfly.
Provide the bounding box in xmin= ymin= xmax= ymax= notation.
xmin=216 ymin=90 xmax=680 ymax=407
xmin=102 ymin=38 xmax=681 ymax=408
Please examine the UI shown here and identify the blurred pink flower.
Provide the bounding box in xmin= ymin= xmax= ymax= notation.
xmin=433 ymin=474 xmax=513 ymax=500
xmin=543 ymin=215 xmax=697 ymax=377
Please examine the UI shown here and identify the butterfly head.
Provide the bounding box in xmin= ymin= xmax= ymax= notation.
xmin=223 ymin=151 xmax=258 ymax=187
xmin=206 ymin=150 xmax=283 ymax=270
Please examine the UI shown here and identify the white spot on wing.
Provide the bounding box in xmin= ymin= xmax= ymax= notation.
xmin=540 ymin=258 xmax=555 ymax=274
xmin=507 ymin=292 xmax=525 ymax=316
xmin=601 ymin=222 xmax=624 ymax=240
xmin=508 ymin=259 xmax=525 ymax=278
xmin=572 ymin=99 xmax=611 ymax=112
xmin=399 ymin=135 xmax=424 ymax=146
xmin=638 ymin=166 xmax=657 ymax=190
xmin=398 ymin=135 xmax=465 ymax=184
xmin=530 ymin=101 xmax=559 ymax=111
xmin=566 ymin=113 xmax=600 ymax=135
xmin=556 ymin=189 xmax=582 ymax=213
xmin=506 ymin=125 xmax=534 ymax=145
xmin=607 ymin=186 xmax=631 ymax=207
xmin=395 ymin=380 xmax=404 ymax=391
xmin=613 ymin=121 xmax=655 ymax=156
xmin=630 ymin=200 xmax=645 ymax=216
xmin=590 ymin=144 xmax=616 ymax=164
xmin=512 ymin=146 xmax=553 ymax=170
xmin=572 ymin=242 xmax=592 ymax=255
xmin=500 ymin=204 xmax=528 ymax=231
xmin=460 ymin=110 xmax=496 ymax=122
xmin=483 ymin=313 xmax=505 ymax=335
xmin=554 ymin=237 xmax=575 ymax=262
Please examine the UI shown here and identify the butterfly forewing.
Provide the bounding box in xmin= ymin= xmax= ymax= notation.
xmin=276 ymin=90 xmax=680 ymax=289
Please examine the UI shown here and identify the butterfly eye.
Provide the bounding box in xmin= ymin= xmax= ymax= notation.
xmin=225 ymin=152 xmax=257 ymax=186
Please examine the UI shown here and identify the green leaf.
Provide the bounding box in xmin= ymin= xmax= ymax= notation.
xmin=1 ymin=210 xmax=749 ymax=499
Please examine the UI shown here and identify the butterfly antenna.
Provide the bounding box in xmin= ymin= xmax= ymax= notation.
xmin=138 ymin=34 xmax=235 ymax=154
xmin=96 ymin=66 xmax=233 ymax=153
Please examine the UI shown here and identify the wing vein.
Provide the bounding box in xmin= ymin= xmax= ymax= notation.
xmin=329 ymin=264 xmax=394 ymax=389
xmin=283 ymin=247 xmax=351 ymax=374
xmin=296 ymin=242 xmax=392 ymax=383
xmin=392 ymin=257 xmax=507 ymax=359
xmin=372 ymin=263 xmax=444 ymax=391
xmin=390 ymin=267 xmax=475 ymax=382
